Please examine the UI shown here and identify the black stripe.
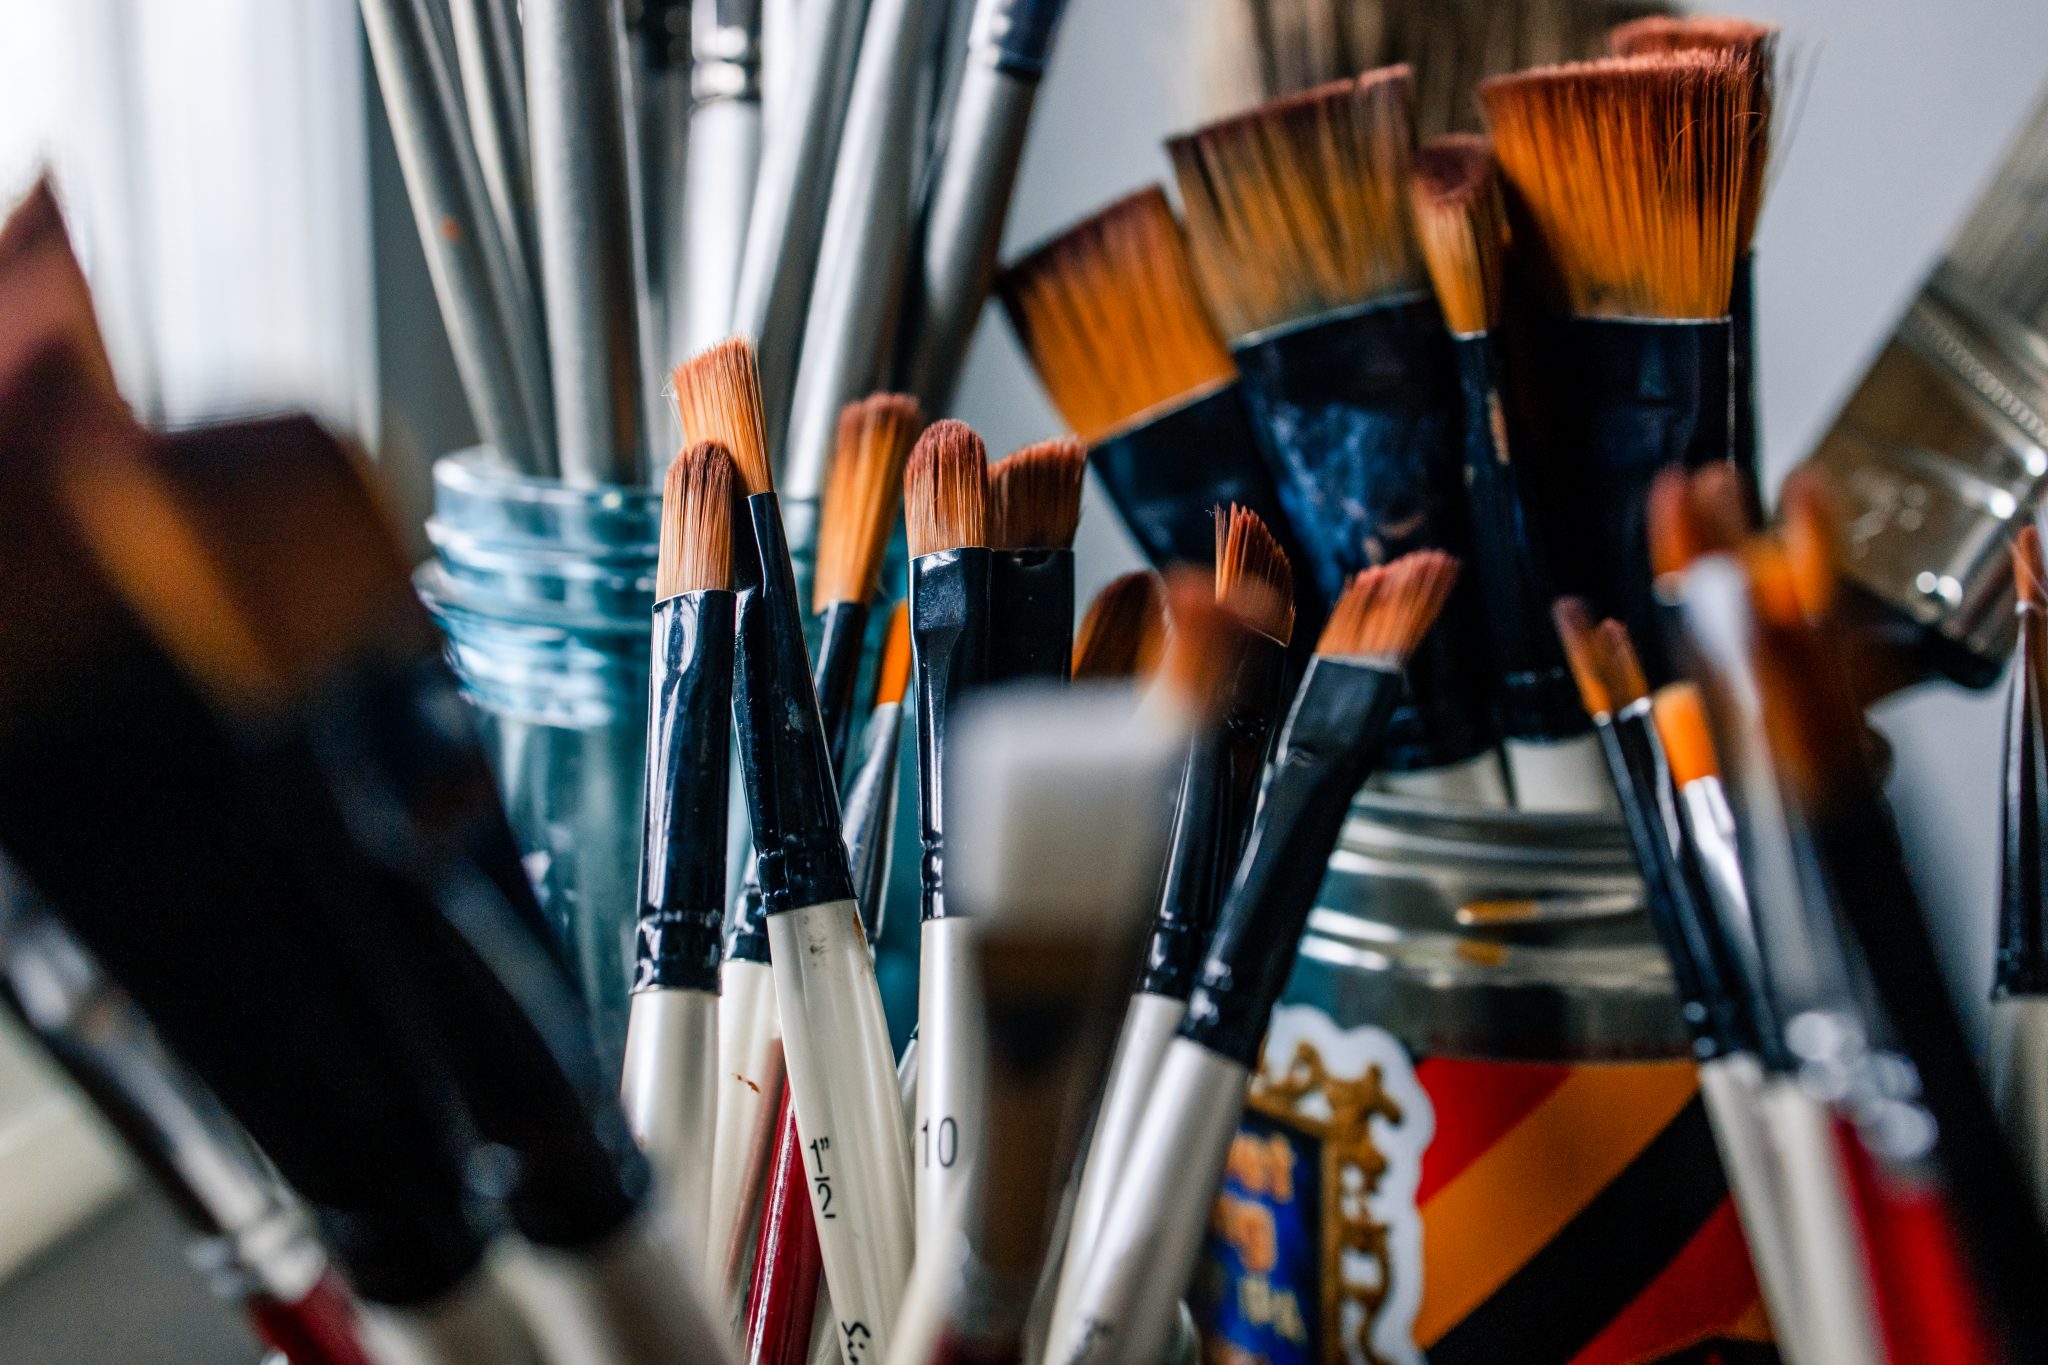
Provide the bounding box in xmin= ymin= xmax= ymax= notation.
xmin=1653 ymin=1341 xmax=1778 ymax=1363
xmin=1427 ymin=1096 xmax=1730 ymax=1365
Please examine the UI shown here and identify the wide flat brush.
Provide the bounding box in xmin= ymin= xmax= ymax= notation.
xmin=997 ymin=189 xmax=1317 ymax=615
xmin=1045 ymin=553 xmax=1460 ymax=1364
xmin=1071 ymin=572 xmax=1167 ymax=682
xmin=988 ymin=437 xmax=1085 ymax=682
xmin=1478 ymin=51 xmax=1753 ymax=683
xmin=1413 ymin=134 xmax=1610 ymax=810
xmin=1994 ymin=524 xmax=2048 ymax=1220
xmin=1172 ymin=67 xmax=1499 ymax=800
xmin=674 ymin=339 xmax=915 ymax=1361
xmin=621 ymin=445 xmax=737 ymax=1278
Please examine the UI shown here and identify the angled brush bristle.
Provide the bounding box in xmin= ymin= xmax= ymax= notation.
xmin=815 ymin=393 xmax=923 ymax=609
xmin=1478 ymin=53 xmax=1754 ymax=319
xmin=875 ymin=601 xmax=912 ymax=707
xmin=671 ymin=338 xmax=773 ymax=496
xmin=1073 ymin=570 xmax=1167 ymax=681
xmin=1214 ymin=504 xmax=1295 ymax=645
xmin=2018 ymin=525 xmax=2047 ymax=611
xmin=1317 ymin=550 xmax=1459 ymax=662
xmin=990 ymin=437 xmax=1087 ymax=551
xmin=1410 ymin=133 xmax=1509 ymax=337
xmin=1653 ymin=682 xmax=1719 ymax=786
xmin=657 ymin=442 xmax=736 ymax=598
xmin=0 ymin=179 xmax=118 ymax=399
xmin=904 ymin=420 xmax=989 ymax=557
xmin=997 ymin=188 xmax=1237 ymax=444
xmin=1170 ymin=66 xmax=1425 ymax=340
xmin=1598 ymin=619 xmax=1650 ymax=706
xmin=1156 ymin=571 xmax=1244 ymax=721
xmin=1553 ymin=596 xmax=1610 ymax=717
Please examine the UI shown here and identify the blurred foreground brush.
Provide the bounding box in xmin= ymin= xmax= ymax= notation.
xmin=1995 ymin=524 xmax=2048 ymax=1223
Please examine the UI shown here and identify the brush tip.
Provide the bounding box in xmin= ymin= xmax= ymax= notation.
xmin=657 ymin=443 xmax=736 ymax=599
xmin=1155 ymin=570 xmax=1245 ymax=722
xmin=1316 ymin=550 xmax=1460 ymax=663
xmin=1553 ymin=597 xmax=1610 ymax=718
xmin=990 ymin=436 xmax=1087 ymax=551
xmin=1653 ymin=683 xmax=1719 ymax=785
xmin=815 ymin=393 xmax=924 ymax=610
xmin=1073 ymin=570 xmax=1167 ymax=681
xmin=1777 ymin=466 xmax=1841 ymax=621
xmin=1214 ymin=504 xmax=1295 ymax=645
xmin=2019 ymin=525 xmax=2047 ymax=611
xmin=876 ymin=600 xmax=912 ymax=707
xmin=904 ymin=420 xmax=989 ymax=558
xmin=1597 ymin=619 xmax=1650 ymax=707
xmin=671 ymin=338 xmax=772 ymax=497
xmin=1410 ymin=134 xmax=1506 ymax=337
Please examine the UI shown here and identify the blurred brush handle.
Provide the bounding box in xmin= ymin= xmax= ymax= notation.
xmin=1756 ymin=1077 xmax=1884 ymax=1365
xmin=1991 ymin=995 xmax=2048 ymax=1225
xmin=711 ymin=958 xmax=787 ymax=1297
xmin=510 ymin=1214 xmax=740 ymax=1365
xmin=360 ymin=1264 xmax=548 ymax=1365
xmin=1697 ymin=1054 xmax=1807 ymax=1365
xmin=769 ymin=898 xmax=916 ymax=1365
xmin=681 ymin=97 xmax=765 ymax=353
xmin=249 ymin=1272 xmax=376 ymax=1365
xmin=618 ymin=986 xmax=720 ymax=1277
xmin=813 ymin=600 xmax=871 ymax=776
xmin=915 ymin=916 xmax=984 ymax=1250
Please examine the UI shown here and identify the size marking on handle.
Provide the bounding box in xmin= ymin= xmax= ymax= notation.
xmin=840 ymin=1321 xmax=873 ymax=1362
xmin=918 ymin=1116 xmax=959 ymax=1169
xmin=807 ymin=1136 xmax=838 ymax=1219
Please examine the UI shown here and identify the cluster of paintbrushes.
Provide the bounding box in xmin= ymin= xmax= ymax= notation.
xmin=361 ymin=0 xmax=1073 ymax=499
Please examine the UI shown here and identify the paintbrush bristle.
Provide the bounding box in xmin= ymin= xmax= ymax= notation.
xmin=904 ymin=420 xmax=989 ymax=557
xmin=875 ymin=601 xmax=912 ymax=707
xmin=1156 ymin=571 xmax=1245 ymax=721
xmin=2018 ymin=526 xmax=2047 ymax=611
xmin=1648 ymin=467 xmax=1704 ymax=580
xmin=1317 ymin=550 xmax=1459 ymax=662
xmin=0 ymin=180 xmax=118 ymax=400
xmin=1478 ymin=52 xmax=1754 ymax=319
xmin=1777 ymin=467 xmax=1841 ymax=622
xmin=1653 ymin=682 xmax=1719 ymax=785
xmin=815 ymin=394 xmax=923 ymax=610
xmin=1170 ymin=66 xmax=1425 ymax=340
xmin=998 ymin=189 xmax=1238 ymax=445
xmin=1553 ymin=596 xmax=1610 ymax=717
xmin=1214 ymin=504 xmax=1295 ymax=645
xmin=1598 ymin=619 xmax=1650 ymax=706
xmin=990 ymin=437 xmax=1087 ymax=551
xmin=672 ymin=338 xmax=773 ymax=497
xmin=1073 ymin=571 xmax=1167 ymax=681
xmin=657 ymin=442 xmax=736 ymax=599
xmin=1410 ymin=134 xmax=1509 ymax=337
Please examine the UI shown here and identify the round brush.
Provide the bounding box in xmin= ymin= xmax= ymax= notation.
xmin=987 ymin=436 xmax=1086 ymax=683
xmin=1071 ymin=571 xmax=1167 ymax=683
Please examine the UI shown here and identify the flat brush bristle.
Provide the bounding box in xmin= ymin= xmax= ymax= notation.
xmin=1316 ymin=550 xmax=1459 ymax=662
xmin=875 ymin=601 xmax=912 ymax=707
xmin=1597 ymin=619 xmax=1650 ymax=707
xmin=1478 ymin=53 xmax=1754 ymax=320
xmin=997 ymin=189 xmax=1237 ymax=445
xmin=1073 ymin=571 xmax=1166 ymax=681
xmin=0 ymin=180 xmax=118 ymax=398
xmin=2018 ymin=525 xmax=2047 ymax=611
xmin=815 ymin=393 xmax=923 ymax=610
xmin=1777 ymin=467 xmax=1842 ymax=622
xmin=904 ymin=419 xmax=989 ymax=557
xmin=657 ymin=443 xmax=736 ymax=598
xmin=990 ymin=437 xmax=1087 ymax=551
xmin=672 ymin=338 xmax=773 ymax=496
xmin=1653 ymin=682 xmax=1719 ymax=786
xmin=1214 ymin=504 xmax=1295 ymax=645
xmin=1170 ymin=66 xmax=1425 ymax=341
xmin=1410 ymin=133 xmax=1509 ymax=337
xmin=1554 ymin=596 xmax=1610 ymax=717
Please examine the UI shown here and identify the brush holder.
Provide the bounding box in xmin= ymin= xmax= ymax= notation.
xmin=1194 ymin=794 xmax=1774 ymax=1364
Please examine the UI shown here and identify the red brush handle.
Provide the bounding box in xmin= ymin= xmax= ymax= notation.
xmin=249 ymin=1270 xmax=376 ymax=1365
xmin=743 ymin=1083 xmax=826 ymax=1365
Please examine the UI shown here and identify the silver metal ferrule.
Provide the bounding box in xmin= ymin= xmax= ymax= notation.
xmin=692 ymin=0 xmax=765 ymax=99
xmin=968 ymin=0 xmax=1069 ymax=74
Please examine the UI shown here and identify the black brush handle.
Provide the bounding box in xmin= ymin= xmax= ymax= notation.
xmin=986 ymin=548 xmax=1074 ymax=684
xmin=1731 ymin=254 xmax=1763 ymax=523
xmin=636 ymin=590 xmax=736 ymax=995
xmin=812 ymin=599 xmax=869 ymax=778
xmin=1138 ymin=734 xmax=1224 ymax=1000
xmin=911 ymin=548 xmax=993 ymax=922
xmin=732 ymin=493 xmax=856 ymax=915
xmin=1217 ymin=636 xmax=1287 ymax=867
xmin=1999 ymin=607 xmax=2048 ymax=996
xmin=1234 ymin=300 xmax=1495 ymax=772
xmin=1180 ymin=660 xmax=1402 ymax=1067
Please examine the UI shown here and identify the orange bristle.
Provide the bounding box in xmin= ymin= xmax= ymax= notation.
xmin=1743 ymin=540 xmax=1805 ymax=630
xmin=1477 ymin=52 xmax=1754 ymax=320
xmin=815 ymin=393 xmax=923 ymax=610
xmin=903 ymin=420 xmax=989 ymax=558
xmin=1648 ymin=467 xmax=1704 ymax=580
xmin=1690 ymin=462 xmax=1753 ymax=549
xmin=1653 ymin=682 xmax=1720 ymax=786
xmin=874 ymin=601 xmax=912 ymax=707
xmin=997 ymin=189 xmax=1238 ymax=445
xmin=1156 ymin=570 xmax=1244 ymax=721
xmin=1169 ymin=66 xmax=1424 ymax=341
xmin=671 ymin=338 xmax=773 ymax=496
xmin=1214 ymin=504 xmax=1296 ymax=645
xmin=0 ymin=180 xmax=118 ymax=400
xmin=1073 ymin=571 xmax=1167 ymax=681
xmin=2018 ymin=525 xmax=2047 ymax=612
xmin=1553 ymin=596 xmax=1611 ymax=718
xmin=1776 ymin=466 xmax=1841 ymax=622
xmin=1317 ymin=550 xmax=1460 ymax=663
xmin=656 ymin=442 xmax=736 ymax=599
xmin=990 ymin=437 xmax=1087 ymax=551
xmin=1410 ymin=133 xmax=1509 ymax=337
xmin=1597 ymin=619 xmax=1650 ymax=707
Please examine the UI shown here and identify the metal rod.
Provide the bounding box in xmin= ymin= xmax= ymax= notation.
xmin=447 ymin=0 xmax=540 ymax=319
xmin=679 ymin=0 xmax=765 ymax=355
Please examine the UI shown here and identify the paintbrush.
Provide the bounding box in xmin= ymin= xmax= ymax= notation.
xmin=997 ymin=189 xmax=1317 ymax=614
xmin=525 ymin=0 xmax=648 ymax=484
xmin=621 ymin=444 xmax=738 ymax=1278
xmin=1608 ymin=16 xmax=1779 ymax=517
xmin=1412 ymin=133 xmax=1610 ymax=810
xmin=1045 ymin=552 xmax=1461 ymax=1364
xmin=987 ymin=436 xmax=1085 ymax=682
xmin=847 ymin=602 xmax=914 ymax=932
xmin=1478 ymin=51 xmax=1753 ymax=684
xmin=674 ymin=338 xmax=916 ymax=1360
xmin=0 ymin=182 xmax=117 ymax=400
xmin=905 ymin=420 xmax=994 ymax=1250
xmin=680 ymin=0 xmax=765 ymax=353
xmin=1995 ymin=524 xmax=2048 ymax=1221
xmin=815 ymin=394 xmax=925 ymax=771
xmin=1071 ymin=571 xmax=1167 ymax=682
xmin=899 ymin=0 xmax=1074 ymax=412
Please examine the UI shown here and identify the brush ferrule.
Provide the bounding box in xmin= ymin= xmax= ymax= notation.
xmin=726 ymin=881 xmax=770 ymax=964
xmin=969 ymin=0 xmax=1070 ymax=73
xmin=986 ymin=548 xmax=1074 ymax=684
xmin=812 ymin=599 xmax=870 ymax=777
xmin=1180 ymin=659 xmax=1402 ymax=1066
xmin=635 ymin=590 xmax=736 ymax=995
xmin=912 ymin=548 xmax=995 ymax=922
xmin=691 ymin=0 xmax=762 ymax=97
xmin=1999 ymin=607 xmax=2048 ymax=996
xmin=733 ymin=493 xmax=857 ymax=915
xmin=1139 ymin=733 xmax=1225 ymax=1000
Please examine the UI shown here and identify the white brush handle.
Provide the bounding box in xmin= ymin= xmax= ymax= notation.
xmin=510 ymin=1212 xmax=739 ymax=1365
xmin=915 ymin=916 xmax=984 ymax=1251
xmin=619 ymin=986 xmax=720 ymax=1280
xmin=1504 ymin=734 xmax=1615 ymax=813
xmin=1757 ymin=1077 xmax=1884 ymax=1365
xmin=1045 ymin=1040 xmax=1246 ymax=1365
xmin=1050 ymin=989 xmax=1184 ymax=1327
xmin=709 ymin=958 xmax=786 ymax=1297
xmin=1991 ymin=995 xmax=2048 ymax=1221
xmin=881 ymin=1173 xmax=975 ymax=1365
xmin=360 ymin=1261 xmax=548 ymax=1365
xmin=770 ymin=899 xmax=916 ymax=1365
xmin=898 ymin=1031 xmax=919 ymax=1123
xmin=1698 ymin=1055 xmax=1807 ymax=1364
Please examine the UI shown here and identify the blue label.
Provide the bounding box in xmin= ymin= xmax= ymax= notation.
xmin=1194 ymin=1110 xmax=1319 ymax=1364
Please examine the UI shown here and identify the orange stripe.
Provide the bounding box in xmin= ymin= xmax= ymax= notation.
xmin=1413 ymin=1064 xmax=1699 ymax=1347
xmin=1413 ymin=1058 xmax=1573 ymax=1204
xmin=1568 ymin=1198 xmax=1766 ymax=1364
